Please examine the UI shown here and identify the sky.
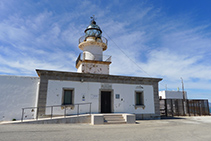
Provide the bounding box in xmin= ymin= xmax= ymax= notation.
xmin=0 ymin=0 xmax=211 ymax=101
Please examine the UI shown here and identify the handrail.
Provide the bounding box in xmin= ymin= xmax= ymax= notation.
xmin=75 ymin=53 xmax=111 ymax=62
xmin=75 ymin=53 xmax=81 ymax=67
xmin=21 ymin=102 xmax=92 ymax=122
xmin=79 ymin=35 xmax=108 ymax=45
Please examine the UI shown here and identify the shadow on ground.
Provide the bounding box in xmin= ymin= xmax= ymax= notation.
xmin=160 ymin=116 xmax=186 ymax=120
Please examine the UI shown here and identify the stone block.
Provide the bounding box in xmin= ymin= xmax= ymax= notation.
xmin=91 ymin=114 xmax=104 ymax=125
xmin=123 ymin=114 xmax=135 ymax=124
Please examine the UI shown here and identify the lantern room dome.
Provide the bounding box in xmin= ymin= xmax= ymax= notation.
xmin=84 ymin=19 xmax=102 ymax=38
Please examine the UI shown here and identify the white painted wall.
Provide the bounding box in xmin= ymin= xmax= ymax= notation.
xmin=159 ymin=90 xmax=187 ymax=99
xmin=83 ymin=45 xmax=103 ymax=61
xmin=0 ymin=75 xmax=40 ymax=121
xmin=46 ymin=80 xmax=154 ymax=116
xmin=77 ymin=65 xmax=82 ymax=73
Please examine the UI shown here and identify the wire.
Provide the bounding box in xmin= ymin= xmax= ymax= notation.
xmin=102 ymin=29 xmax=152 ymax=77
xmin=102 ymin=29 xmax=170 ymax=90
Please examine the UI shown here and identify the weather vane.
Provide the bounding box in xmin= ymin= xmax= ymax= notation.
xmin=90 ymin=15 xmax=96 ymax=23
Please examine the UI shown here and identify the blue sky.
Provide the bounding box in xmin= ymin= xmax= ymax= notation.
xmin=0 ymin=0 xmax=211 ymax=101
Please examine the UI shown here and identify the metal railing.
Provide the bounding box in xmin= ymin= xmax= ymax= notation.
xmin=76 ymin=52 xmax=111 ymax=66
xmin=21 ymin=102 xmax=92 ymax=122
xmin=79 ymin=35 xmax=108 ymax=45
xmin=75 ymin=53 xmax=111 ymax=67
xmin=76 ymin=53 xmax=81 ymax=67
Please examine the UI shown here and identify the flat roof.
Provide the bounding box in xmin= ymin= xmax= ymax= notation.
xmin=36 ymin=69 xmax=162 ymax=84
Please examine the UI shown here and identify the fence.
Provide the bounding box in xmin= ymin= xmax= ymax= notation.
xmin=79 ymin=35 xmax=108 ymax=45
xmin=21 ymin=102 xmax=92 ymax=122
xmin=160 ymin=99 xmax=210 ymax=117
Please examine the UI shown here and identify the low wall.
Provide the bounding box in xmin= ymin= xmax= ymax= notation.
xmin=19 ymin=115 xmax=91 ymax=124
xmin=122 ymin=114 xmax=135 ymax=123
xmin=135 ymin=114 xmax=160 ymax=120
xmin=91 ymin=114 xmax=104 ymax=125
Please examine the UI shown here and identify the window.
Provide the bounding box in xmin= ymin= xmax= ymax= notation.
xmin=115 ymin=94 xmax=120 ymax=99
xmin=135 ymin=92 xmax=144 ymax=106
xmin=63 ymin=90 xmax=73 ymax=105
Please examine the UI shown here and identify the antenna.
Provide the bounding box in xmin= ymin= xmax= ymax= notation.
xmin=181 ymin=77 xmax=185 ymax=100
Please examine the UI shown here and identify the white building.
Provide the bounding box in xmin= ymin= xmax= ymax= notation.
xmin=159 ymin=90 xmax=187 ymax=99
xmin=0 ymin=75 xmax=39 ymax=121
xmin=0 ymin=18 xmax=162 ymax=122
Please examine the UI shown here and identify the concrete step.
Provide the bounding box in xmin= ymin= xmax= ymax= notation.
xmin=103 ymin=114 xmax=126 ymax=124
xmin=104 ymin=117 xmax=125 ymax=121
xmin=105 ymin=121 xmax=126 ymax=124
xmin=104 ymin=115 xmax=123 ymax=117
xmin=103 ymin=114 xmax=122 ymax=116
xmin=104 ymin=115 xmax=123 ymax=118
xmin=104 ymin=118 xmax=125 ymax=120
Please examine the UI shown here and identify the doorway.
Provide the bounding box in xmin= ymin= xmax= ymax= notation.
xmin=101 ymin=91 xmax=111 ymax=113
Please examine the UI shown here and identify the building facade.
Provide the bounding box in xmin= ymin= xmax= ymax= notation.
xmin=36 ymin=70 xmax=161 ymax=120
xmin=159 ymin=90 xmax=187 ymax=99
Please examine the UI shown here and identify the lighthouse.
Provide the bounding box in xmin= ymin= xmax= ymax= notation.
xmin=76 ymin=17 xmax=111 ymax=74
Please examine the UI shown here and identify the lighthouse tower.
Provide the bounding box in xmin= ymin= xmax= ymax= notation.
xmin=76 ymin=17 xmax=111 ymax=74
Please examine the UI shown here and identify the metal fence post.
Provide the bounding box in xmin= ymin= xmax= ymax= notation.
xmin=36 ymin=107 xmax=39 ymax=120
xmin=206 ymin=100 xmax=210 ymax=115
xmin=64 ymin=106 xmax=66 ymax=118
xmin=187 ymin=100 xmax=190 ymax=116
xmin=177 ymin=100 xmax=179 ymax=116
xmin=51 ymin=106 xmax=53 ymax=119
xmin=182 ymin=99 xmax=185 ymax=116
xmin=199 ymin=101 xmax=202 ymax=116
xmin=77 ymin=104 xmax=79 ymax=116
xmin=89 ymin=103 xmax=91 ymax=115
xmin=194 ymin=102 xmax=196 ymax=116
xmin=202 ymin=101 xmax=205 ymax=115
xmin=21 ymin=108 xmax=24 ymax=122
xmin=165 ymin=99 xmax=167 ymax=117
xmin=171 ymin=99 xmax=174 ymax=117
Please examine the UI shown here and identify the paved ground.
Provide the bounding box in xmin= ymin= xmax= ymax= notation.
xmin=1 ymin=116 xmax=211 ymax=141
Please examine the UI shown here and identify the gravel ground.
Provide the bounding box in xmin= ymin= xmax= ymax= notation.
xmin=0 ymin=116 xmax=211 ymax=141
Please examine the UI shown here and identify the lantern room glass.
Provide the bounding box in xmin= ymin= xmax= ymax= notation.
xmin=85 ymin=20 xmax=102 ymax=38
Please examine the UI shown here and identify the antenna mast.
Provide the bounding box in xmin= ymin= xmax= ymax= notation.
xmin=181 ymin=77 xmax=185 ymax=100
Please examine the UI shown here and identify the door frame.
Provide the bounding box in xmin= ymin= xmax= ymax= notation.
xmin=99 ymin=89 xmax=114 ymax=113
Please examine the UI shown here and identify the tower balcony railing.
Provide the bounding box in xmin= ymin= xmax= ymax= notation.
xmin=76 ymin=53 xmax=111 ymax=67
xmin=79 ymin=35 xmax=108 ymax=45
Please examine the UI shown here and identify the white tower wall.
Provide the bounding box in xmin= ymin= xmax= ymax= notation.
xmin=83 ymin=45 xmax=103 ymax=61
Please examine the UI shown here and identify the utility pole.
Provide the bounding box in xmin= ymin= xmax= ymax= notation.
xmin=180 ymin=77 xmax=185 ymax=100
xmin=181 ymin=77 xmax=186 ymax=116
